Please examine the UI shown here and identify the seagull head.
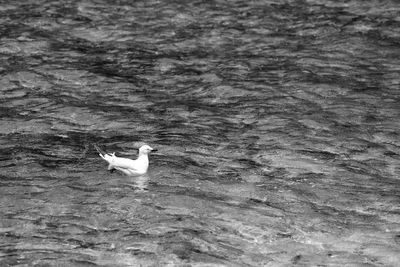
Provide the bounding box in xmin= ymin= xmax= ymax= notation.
xmin=138 ymin=144 xmax=157 ymax=155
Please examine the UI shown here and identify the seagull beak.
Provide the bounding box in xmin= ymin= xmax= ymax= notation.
xmin=151 ymin=148 xmax=158 ymax=152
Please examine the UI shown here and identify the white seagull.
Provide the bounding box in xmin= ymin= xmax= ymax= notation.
xmin=94 ymin=144 xmax=157 ymax=176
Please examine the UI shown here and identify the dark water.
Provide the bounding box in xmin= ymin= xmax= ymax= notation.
xmin=1 ymin=0 xmax=400 ymax=266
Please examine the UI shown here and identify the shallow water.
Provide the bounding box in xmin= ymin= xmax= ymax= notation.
xmin=1 ymin=0 xmax=400 ymax=266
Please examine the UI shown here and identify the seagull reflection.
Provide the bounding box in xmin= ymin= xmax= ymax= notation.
xmin=125 ymin=174 xmax=149 ymax=191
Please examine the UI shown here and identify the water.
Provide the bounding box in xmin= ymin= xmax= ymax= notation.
xmin=1 ymin=0 xmax=400 ymax=266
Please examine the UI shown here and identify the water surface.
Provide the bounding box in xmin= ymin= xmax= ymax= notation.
xmin=1 ymin=0 xmax=400 ymax=266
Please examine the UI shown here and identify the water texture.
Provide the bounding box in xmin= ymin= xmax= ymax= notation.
xmin=1 ymin=0 xmax=400 ymax=266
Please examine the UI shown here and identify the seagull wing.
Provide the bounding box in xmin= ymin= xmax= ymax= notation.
xmin=110 ymin=157 xmax=140 ymax=171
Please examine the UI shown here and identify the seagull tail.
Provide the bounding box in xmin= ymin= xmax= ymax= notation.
xmin=93 ymin=144 xmax=114 ymax=163
xmin=93 ymin=144 xmax=106 ymax=155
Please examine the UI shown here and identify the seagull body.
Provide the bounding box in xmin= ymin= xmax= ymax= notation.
xmin=95 ymin=144 xmax=156 ymax=176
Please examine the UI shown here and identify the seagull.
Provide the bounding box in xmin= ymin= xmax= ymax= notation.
xmin=94 ymin=144 xmax=157 ymax=176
